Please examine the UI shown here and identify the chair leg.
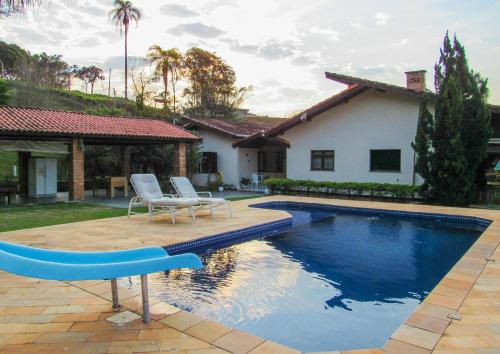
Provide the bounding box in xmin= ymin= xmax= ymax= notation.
xmin=141 ymin=274 xmax=150 ymax=323
xmin=210 ymin=205 xmax=215 ymax=220
xmin=227 ymin=202 xmax=233 ymax=217
xmin=148 ymin=203 xmax=152 ymax=222
xmin=127 ymin=197 xmax=135 ymax=218
xmin=171 ymin=209 xmax=176 ymax=224
xmin=190 ymin=207 xmax=195 ymax=221
xmin=111 ymin=279 xmax=120 ymax=308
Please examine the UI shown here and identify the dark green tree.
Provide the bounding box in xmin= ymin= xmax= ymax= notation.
xmin=453 ymin=38 xmax=492 ymax=202
xmin=0 ymin=79 xmax=10 ymax=105
xmin=413 ymin=32 xmax=491 ymax=206
xmin=412 ymin=92 xmax=434 ymax=197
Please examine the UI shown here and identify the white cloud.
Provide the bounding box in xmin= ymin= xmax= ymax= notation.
xmin=167 ymin=23 xmax=225 ymax=38
xmin=309 ymin=26 xmax=340 ymax=41
xmin=392 ymin=38 xmax=408 ymax=46
xmin=159 ymin=4 xmax=199 ymax=17
xmin=374 ymin=12 xmax=390 ymax=25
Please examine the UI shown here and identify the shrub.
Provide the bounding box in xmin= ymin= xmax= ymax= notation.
xmin=263 ymin=178 xmax=421 ymax=200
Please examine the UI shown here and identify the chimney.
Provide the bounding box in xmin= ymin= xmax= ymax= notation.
xmin=405 ymin=70 xmax=426 ymax=93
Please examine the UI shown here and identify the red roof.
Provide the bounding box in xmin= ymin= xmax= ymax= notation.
xmin=182 ymin=116 xmax=285 ymax=138
xmin=0 ymin=106 xmax=200 ymax=141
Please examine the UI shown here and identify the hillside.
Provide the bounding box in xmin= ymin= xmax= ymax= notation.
xmin=1 ymin=79 xmax=167 ymax=118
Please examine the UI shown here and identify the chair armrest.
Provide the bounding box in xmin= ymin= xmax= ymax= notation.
xmin=196 ymin=191 xmax=212 ymax=198
xmin=163 ymin=194 xmax=176 ymax=198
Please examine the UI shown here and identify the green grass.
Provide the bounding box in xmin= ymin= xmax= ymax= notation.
xmin=0 ymin=195 xmax=262 ymax=233
xmin=0 ymin=203 xmax=129 ymax=232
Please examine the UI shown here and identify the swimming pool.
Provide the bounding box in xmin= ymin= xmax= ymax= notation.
xmin=123 ymin=203 xmax=485 ymax=352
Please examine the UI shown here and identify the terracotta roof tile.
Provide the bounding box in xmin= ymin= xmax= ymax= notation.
xmin=182 ymin=116 xmax=285 ymax=137
xmin=0 ymin=106 xmax=199 ymax=141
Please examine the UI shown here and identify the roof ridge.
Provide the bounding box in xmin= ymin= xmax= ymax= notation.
xmin=0 ymin=104 xmax=170 ymax=123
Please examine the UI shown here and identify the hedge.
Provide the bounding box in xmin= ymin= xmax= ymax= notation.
xmin=263 ymin=178 xmax=421 ymax=200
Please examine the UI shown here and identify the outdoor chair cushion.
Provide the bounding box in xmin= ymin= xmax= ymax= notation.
xmin=131 ymin=174 xmax=164 ymax=201
xmin=149 ymin=197 xmax=198 ymax=207
xmin=195 ymin=197 xmax=227 ymax=204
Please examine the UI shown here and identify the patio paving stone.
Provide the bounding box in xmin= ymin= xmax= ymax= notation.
xmin=0 ymin=196 xmax=500 ymax=353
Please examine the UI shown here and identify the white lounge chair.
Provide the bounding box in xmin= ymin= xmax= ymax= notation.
xmin=129 ymin=174 xmax=198 ymax=224
xmin=170 ymin=176 xmax=233 ymax=219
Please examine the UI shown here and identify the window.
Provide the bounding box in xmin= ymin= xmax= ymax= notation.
xmin=258 ymin=151 xmax=284 ymax=173
xmin=311 ymin=150 xmax=334 ymax=171
xmin=198 ymin=152 xmax=217 ymax=173
xmin=370 ymin=149 xmax=401 ymax=172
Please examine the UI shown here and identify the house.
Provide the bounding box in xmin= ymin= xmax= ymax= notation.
xmin=182 ymin=116 xmax=288 ymax=189
xmin=238 ymin=71 xmax=498 ymax=186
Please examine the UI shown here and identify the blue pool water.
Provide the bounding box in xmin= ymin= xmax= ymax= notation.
xmin=124 ymin=205 xmax=482 ymax=352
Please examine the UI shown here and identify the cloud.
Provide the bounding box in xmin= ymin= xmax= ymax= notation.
xmin=221 ymin=38 xmax=259 ymax=54
xmin=258 ymin=40 xmax=298 ymax=60
xmin=260 ymin=78 xmax=282 ymax=87
xmin=159 ymin=4 xmax=199 ymax=17
xmin=291 ymin=55 xmax=316 ymax=66
xmin=391 ymin=38 xmax=408 ymax=47
xmin=75 ymin=37 xmax=101 ymax=48
xmin=279 ymin=87 xmax=318 ymax=100
xmin=374 ymin=12 xmax=390 ymax=25
xmin=103 ymin=56 xmax=147 ymax=70
xmin=167 ymin=22 xmax=225 ymax=38
xmin=349 ymin=16 xmax=363 ymax=30
xmin=78 ymin=5 xmax=107 ymax=17
xmin=309 ymin=26 xmax=340 ymax=41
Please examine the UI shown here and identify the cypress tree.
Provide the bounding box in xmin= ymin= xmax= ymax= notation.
xmin=453 ymin=38 xmax=492 ymax=203
xmin=412 ymin=92 xmax=434 ymax=198
xmin=413 ymin=32 xmax=491 ymax=206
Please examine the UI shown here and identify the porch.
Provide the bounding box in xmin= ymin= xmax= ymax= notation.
xmin=0 ymin=107 xmax=200 ymax=205
xmin=234 ymin=132 xmax=289 ymax=191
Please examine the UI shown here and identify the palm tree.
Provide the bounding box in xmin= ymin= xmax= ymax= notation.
xmin=109 ymin=0 xmax=141 ymax=100
xmin=146 ymin=46 xmax=182 ymax=107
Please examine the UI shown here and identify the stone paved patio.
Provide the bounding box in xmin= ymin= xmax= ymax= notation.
xmin=0 ymin=196 xmax=499 ymax=353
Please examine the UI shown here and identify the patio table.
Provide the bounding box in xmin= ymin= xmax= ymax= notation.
xmin=0 ymin=181 xmax=16 ymax=204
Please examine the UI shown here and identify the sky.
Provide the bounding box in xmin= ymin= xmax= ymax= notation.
xmin=0 ymin=0 xmax=499 ymax=117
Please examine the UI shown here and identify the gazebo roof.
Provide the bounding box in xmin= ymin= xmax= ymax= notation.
xmin=0 ymin=106 xmax=200 ymax=142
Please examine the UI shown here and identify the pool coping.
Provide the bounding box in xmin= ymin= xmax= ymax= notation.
xmin=60 ymin=196 xmax=500 ymax=353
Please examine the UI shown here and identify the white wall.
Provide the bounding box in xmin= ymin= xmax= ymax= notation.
xmin=282 ymin=89 xmax=421 ymax=184
xmin=238 ymin=148 xmax=259 ymax=184
xmin=192 ymin=128 xmax=241 ymax=188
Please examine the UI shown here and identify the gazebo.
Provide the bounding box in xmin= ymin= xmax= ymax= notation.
xmin=0 ymin=106 xmax=201 ymax=201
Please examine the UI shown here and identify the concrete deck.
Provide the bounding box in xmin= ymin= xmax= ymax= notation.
xmin=0 ymin=196 xmax=499 ymax=353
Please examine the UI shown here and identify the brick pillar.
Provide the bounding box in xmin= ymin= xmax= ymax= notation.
xmin=69 ymin=137 xmax=84 ymax=201
xmin=121 ymin=146 xmax=131 ymax=177
xmin=173 ymin=142 xmax=187 ymax=177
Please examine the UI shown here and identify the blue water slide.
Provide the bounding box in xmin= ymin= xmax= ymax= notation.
xmin=0 ymin=241 xmax=203 ymax=322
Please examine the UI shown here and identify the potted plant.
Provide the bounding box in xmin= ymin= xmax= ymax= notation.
xmin=240 ymin=177 xmax=251 ymax=189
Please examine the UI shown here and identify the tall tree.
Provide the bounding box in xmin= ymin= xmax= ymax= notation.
xmin=76 ymin=66 xmax=105 ymax=94
xmin=0 ymin=80 xmax=10 ymax=105
xmin=413 ymin=32 xmax=491 ymax=206
xmin=146 ymin=45 xmax=169 ymax=102
xmin=453 ymin=38 xmax=492 ymax=202
xmin=109 ymin=0 xmax=141 ymax=100
xmin=183 ymin=47 xmax=247 ymax=117
xmin=146 ymin=46 xmax=183 ymax=113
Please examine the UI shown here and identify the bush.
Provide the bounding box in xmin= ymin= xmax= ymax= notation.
xmin=263 ymin=178 xmax=421 ymax=200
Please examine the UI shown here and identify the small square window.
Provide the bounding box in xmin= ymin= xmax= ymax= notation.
xmin=199 ymin=152 xmax=217 ymax=173
xmin=370 ymin=149 xmax=401 ymax=172
xmin=311 ymin=150 xmax=334 ymax=171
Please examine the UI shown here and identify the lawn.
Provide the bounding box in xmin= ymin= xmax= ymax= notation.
xmin=0 ymin=196 xmax=262 ymax=232
xmin=0 ymin=203 xmax=128 ymax=232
